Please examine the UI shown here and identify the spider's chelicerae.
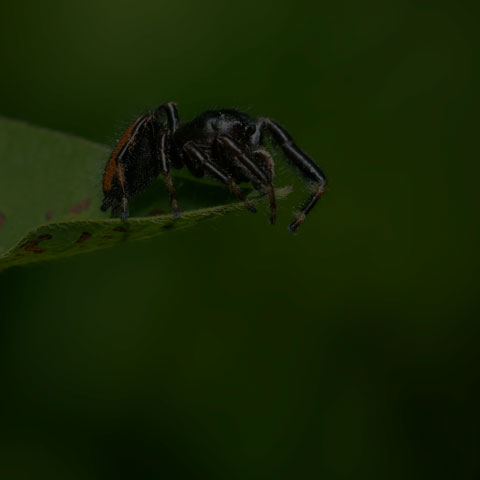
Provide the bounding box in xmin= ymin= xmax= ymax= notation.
xmin=101 ymin=102 xmax=327 ymax=232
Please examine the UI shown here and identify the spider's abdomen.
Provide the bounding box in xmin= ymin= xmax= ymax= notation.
xmin=102 ymin=114 xmax=160 ymax=214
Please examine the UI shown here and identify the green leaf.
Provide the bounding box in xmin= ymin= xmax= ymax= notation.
xmin=0 ymin=117 xmax=291 ymax=271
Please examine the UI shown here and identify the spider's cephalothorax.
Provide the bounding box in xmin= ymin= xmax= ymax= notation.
xmin=101 ymin=102 xmax=327 ymax=232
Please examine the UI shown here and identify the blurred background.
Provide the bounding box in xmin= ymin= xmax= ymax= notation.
xmin=0 ymin=0 xmax=478 ymax=478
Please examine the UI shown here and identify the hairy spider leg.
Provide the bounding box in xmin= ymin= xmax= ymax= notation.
xmin=257 ymin=118 xmax=327 ymax=232
xmin=254 ymin=149 xmax=277 ymax=225
xmin=154 ymin=101 xmax=179 ymax=133
xmin=154 ymin=102 xmax=180 ymax=218
xmin=183 ymin=141 xmax=257 ymax=214
xmin=216 ymin=135 xmax=277 ymax=225
xmin=157 ymin=130 xmax=180 ymax=218
xmin=102 ymin=113 xmax=154 ymax=219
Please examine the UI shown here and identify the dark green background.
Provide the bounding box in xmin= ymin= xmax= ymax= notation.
xmin=0 ymin=0 xmax=478 ymax=478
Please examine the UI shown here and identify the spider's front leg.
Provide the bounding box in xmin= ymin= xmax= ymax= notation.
xmin=216 ymin=136 xmax=277 ymax=225
xmin=154 ymin=102 xmax=180 ymax=218
xmin=183 ymin=141 xmax=257 ymax=214
xmin=256 ymin=118 xmax=327 ymax=232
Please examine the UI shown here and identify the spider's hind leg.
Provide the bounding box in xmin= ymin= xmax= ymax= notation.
xmin=158 ymin=130 xmax=179 ymax=218
xmin=102 ymin=192 xmax=129 ymax=220
xmin=120 ymin=196 xmax=129 ymax=220
xmin=108 ymin=166 xmax=130 ymax=220
xmin=154 ymin=102 xmax=181 ymax=218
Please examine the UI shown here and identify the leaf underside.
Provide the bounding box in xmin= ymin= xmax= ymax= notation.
xmin=0 ymin=117 xmax=291 ymax=271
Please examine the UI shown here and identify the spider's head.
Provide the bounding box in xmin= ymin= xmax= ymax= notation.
xmin=205 ymin=110 xmax=254 ymax=140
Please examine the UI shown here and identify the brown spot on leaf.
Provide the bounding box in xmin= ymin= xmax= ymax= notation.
xmin=45 ymin=210 xmax=53 ymax=221
xmin=20 ymin=241 xmax=44 ymax=254
xmin=20 ymin=240 xmax=35 ymax=249
xmin=16 ymin=252 xmax=28 ymax=258
xmin=113 ymin=226 xmax=126 ymax=232
xmin=37 ymin=234 xmax=52 ymax=241
xmin=103 ymin=235 xmax=113 ymax=239
xmin=76 ymin=232 xmax=92 ymax=244
xmin=148 ymin=209 xmax=165 ymax=216
xmin=69 ymin=197 xmax=92 ymax=214
xmin=20 ymin=234 xmax=51 ymax=253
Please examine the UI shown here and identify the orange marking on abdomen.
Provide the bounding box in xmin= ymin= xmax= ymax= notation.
xmin=103 ymin=118 xmax=141 ymax=192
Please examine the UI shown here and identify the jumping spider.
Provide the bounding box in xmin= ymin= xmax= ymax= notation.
xmin=101 ymin=102 xmax=327 ymax=232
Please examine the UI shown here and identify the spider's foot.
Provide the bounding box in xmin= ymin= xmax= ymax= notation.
xmin=242 ymin=197 xmax=256 ymax=214
xmin=120 ymin=197 xmax=129 ymax=221
xmin=288 ymin=213 xmax=306 ymax=233
xmin=246 ymin=203 xmax=257 ymax=214
xmin=267 ymin=184 xmax=276 ymax=225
